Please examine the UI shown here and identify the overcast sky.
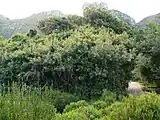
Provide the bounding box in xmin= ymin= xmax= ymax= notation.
xmin=0 ymin=0 xmax=159 ymax=22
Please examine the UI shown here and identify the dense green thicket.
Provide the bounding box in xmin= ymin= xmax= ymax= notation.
xmin=37 ymin=5 xmax=133 ymax=36
xmin=37 ymin=17 xmax=74 ymax=35
xmin=0 ymin=26 xmax=134 ymax=98
xmin=1 ymin=2 xmax=160 ymax=119
xmin=3 ymin=2 xmax=160 ymax=98
xmin=133 ymin=23 xmax=160 ymax=87
xmin=0 ymin=3 xmax=135 ymax=98
xmin=83 ymin=8 xmax=132 ymax=34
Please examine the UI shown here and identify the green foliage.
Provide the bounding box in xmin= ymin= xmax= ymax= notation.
xmin=0 ymin=36 xmax=4 ymax=40
xmin=10 ymin=33 xmax=27 ymax=41
xmin=0 ymin=26 xmax=133 ymax=99
xmin=83 ymin=2 xmax=108 ymax=11
xmin=27 ymin=29 xmax=37 ymax=37
xmin=48 ymin=91 xmax=79 ymax=113
xmin=92 ymin=91 xmax=124 ymax=110
xmin=64 ymin=100 xmax=89 ymax=113
xmin=101 ymin=93 xmax=160 ymax=120
xmin=57 ymin=93 xmax=160 ymax=120
xmin=0 ymin=83 xmax=56 ymax=120
xmin=1 ymin=83 xmax=160 ymax=120
xmin=56 ymin=106 xmax=101 ymax=120
xmin=2 ymin=2 xmax=160 ymax=119
xmin=83 ymin=8 xmax=132 ymax=34
xmin=0 ymin=83 xmax=79 ymax=114
xmin=37 ymin=4 xmax=133 ymax=36
xmin=92 ymin=100 xmax=108 ymax=110
xmin=101 ymin=91 xmax=122 ymax=105
xmin=37 ymin=17 xmax=73 ymax=35
xmin=134 ymin=23 xmax=160 ymax=86
xmin=67 ymin=15 xmax=85 ymax=26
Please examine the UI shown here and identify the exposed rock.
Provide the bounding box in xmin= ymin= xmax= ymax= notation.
xmin=137 ymin=13 xmax=160 ymax=27
xmin=109 ymin=9 xmax=136 ymax=26
xmin=0 ymin=10 xmax=63 ymax=38
xmin=0 ymin=15 xmax=11 ymax=24
xmin=127 ymin=82 xmax=143 ymax=95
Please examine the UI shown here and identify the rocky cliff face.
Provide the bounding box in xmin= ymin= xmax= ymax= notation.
xmin=16 ymin=10 xmax=63 ymax=24
xmin=0 ymin=10 xmax=63 ymax=38
xmin=2 ymin=8 xmax=156 ymax=38
xmin=0 ymin=15 xmax=11 ymax=24
xmin=137 ymin=13 xmax=160 ymax=27
xmin=109 ymin=10 xmax=136 ymax=25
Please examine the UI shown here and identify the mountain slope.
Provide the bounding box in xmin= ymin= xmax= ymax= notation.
xmin=0 ymin=10 xmax=63 ymax=38
xmin=0 ymin=9 xmax=136 ymax=38
xmin=137 ymin=13 xmax=160 ymax=27
xmin=0 ymin=15 xmax=11 ymax=24
xmin=14 ymin=10 xmax=63 ymax=24
xmin=110 ymin=10 xmax=136 ymax=25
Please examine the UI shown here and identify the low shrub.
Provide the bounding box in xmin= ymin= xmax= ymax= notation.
xmin=41 ymin=87 xmax=79 ymax=113
xmin=51 ymin=91 xmax=79 ymax=113
xmin=101 ymin=91 xmax=118 ymax=104
xmin=10 ymin=33 xmax=27 ymax=42
xmin=93 ymin=100 xmax=108 ymax=110
xmin=0 ymin=85 xmax=56 ymax=120
xmin=56 ymin=106 xmax=101 ymax=120
xmin=0 ymin=83 xmax=79 ymax=115
xmin=101 ymin=93 xmax=160 ymax=120
xmin=63 ymin=100 xmax=89 ymax=113
xmin=1 ymin=83 xmax=160 ymax=120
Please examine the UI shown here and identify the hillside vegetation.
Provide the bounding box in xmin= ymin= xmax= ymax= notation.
xmin=137 ymin=13 xmax=160 ymax=27
xmin=0 ymin=3 xmax=135 ymax=38
xmin=0 ymin=10 xmax=63 ymax=38
xmin=0 ymin=2 xmax=160 ymax=120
